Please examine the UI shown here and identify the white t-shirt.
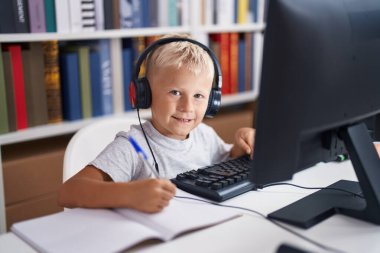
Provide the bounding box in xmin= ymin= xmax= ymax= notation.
xmin=90 ymin=121 xmax=233 ymax=181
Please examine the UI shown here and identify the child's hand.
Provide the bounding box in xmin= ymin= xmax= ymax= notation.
xmin=375 ymin=143 xmax=380 ymax=158
xmin=127 ymin=179 xmax=177 ymax=213
xmin=230 ymin=127 xmax=256 ymax=159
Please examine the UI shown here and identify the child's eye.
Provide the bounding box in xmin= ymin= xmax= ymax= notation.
xmin=194 ymin=94 xmax=205 ymax=99
xmin=170 ymin=90 xmax=181 ymax=96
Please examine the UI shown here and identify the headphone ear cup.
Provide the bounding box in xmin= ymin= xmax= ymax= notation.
xmin=129 ymin=77 xmax=152 ymax=109
xmin=205 ymin=89 xmax=221 ymax=118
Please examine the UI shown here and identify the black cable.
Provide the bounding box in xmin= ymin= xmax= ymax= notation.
xmin=136 ymin=108 xmax=160 ymax=174
xmin=259 ymin=182 xmax=364 ymax=199
xmin=174 ymin=195 xmax=346 ymax=253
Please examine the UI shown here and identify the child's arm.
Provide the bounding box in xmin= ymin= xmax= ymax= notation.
xmin=58 ymin=165 xmax=176 ymax=213
xmin=230 ymin=127 xmax=256 ymax=158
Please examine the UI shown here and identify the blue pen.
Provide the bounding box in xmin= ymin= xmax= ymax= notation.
xmin=128 ymin=136 xmax=160 ymax=178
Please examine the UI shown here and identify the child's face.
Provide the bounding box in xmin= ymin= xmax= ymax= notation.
xmin=149 ymin=66 xmax=213 ymax=140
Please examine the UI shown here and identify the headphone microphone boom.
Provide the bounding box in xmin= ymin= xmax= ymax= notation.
xmin=129 ymin=37 xmax=223 ymax=118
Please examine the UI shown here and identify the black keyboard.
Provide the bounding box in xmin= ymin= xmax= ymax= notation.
xmin=171 ymin=155 xmax=255 ymax=202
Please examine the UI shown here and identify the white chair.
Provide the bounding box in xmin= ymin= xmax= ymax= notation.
xmin=63 ymin=117 xmax=143 ymax=182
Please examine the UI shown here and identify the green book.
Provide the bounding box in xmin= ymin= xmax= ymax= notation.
xmin=0 ymin=47 xmax=9 ymax=133
xmin=78 ymin=46 xmax=92 ymax=119
xmin=44 ymin=0 xmax=57 ymax=32
xmin=22 ymin=43 xmax=49 ymax=127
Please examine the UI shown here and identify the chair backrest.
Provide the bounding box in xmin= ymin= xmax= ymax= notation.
xmin=63 ymin=117 xmax=142 ymax=182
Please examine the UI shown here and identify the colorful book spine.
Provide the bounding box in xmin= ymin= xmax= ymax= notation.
xmin=238 ymin=0 xmax=249 ymax=23
xmin=22 ymin=43 xmax=49 ymax=127
xmin=68 ymin=0 xmax=82 ymax=32
xmin=229 ymin=32 xmax=239 ymax=94
xmin=2 ymin=50 xmax=17 ymax=131
xmin=179 ymin=0 xmax=190 ymax=26
xmin=90 ymin=51 xmax=103 ymax=117
xmin=148 ymin=0 xmax=158 ymax=27
xmin=28 ymin=0 xmax=46 ymax=33
xmin=249 ymin=0 xmax=258 ymax=22
xmin=8 ymin=45 xmax=28 ymax=130
xmin=42 ymin=41 xmax=63 ymax=123
xmin=94 ymin=0 xmax=104 ymax=30
xmin=244 ymin=33 xmax=253 ymax=91
xmin=59 ymin=52 xmax=82 ymax=121
xmin=54 ymin=0 xmax=71 ymax=33
xmin=217 ymin=0 xmax=234 ymax=25
xmin=0 ymin=0 xmax=16 ymax=33
xmin=81 ymin=0 xmax=96 ymax=31
xmin=120 ymin=0 xmax=133 ymax=28
xmin=220 ymin=33 xmax=231 ymax=94
xmin=158 ymin=0 xmax=168 ymax=27
xmin=238 ymin=33 xmax=246 ymax=92
xmin=131 ymin=0 xmax=142 ymax=28
xmin=44 ymin=0 xmax=57 ymax=32
xmin=122 ymin=39 xmax=133 ymax=111
xmin=168 ymin=0 xmax=177 ymax=27
xmin=77 ymin=46 xmax=92 ymax=118
xmin=141 ymin=0 xmax=149 ymax=27
xmin=98 ymin=40 xmax=113 ymax=115
xmin=0 ymin=47 xmax=9 ymax=133
xmin=12 ymin=0 xmax=30 ymax=33
xmin=103 ymin=0 xmax=113 ymax=29
xmin=112 ymin=0 xmax=120 ymax=29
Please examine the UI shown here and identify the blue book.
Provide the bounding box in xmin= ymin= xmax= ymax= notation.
xmin=122 ymin=39 xmax=133 ymax=111
xmin=131 ymin=0 xmax=143 ymax=28
xmin=250 ymin=0 xmax=258 ymax=22
xmin=120 ymin=0 xmax=133 ymax=28
xmin=148 ymin=0 xmax=158 ymax=27
xmin=141 ymin=0 xmax=149 ymax=27
xmin=90 ymin=51 xmax=103 ymax=117
xmin=60 ymin=52 xmax=82 ymax=121
xmin=238 ymin=33 xmax=246 ymax=93
xmin=98 ymin=40 xmax=113 ymax=115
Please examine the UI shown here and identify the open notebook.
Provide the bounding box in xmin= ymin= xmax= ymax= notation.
xmin=11 ymin=193 xmax=241 ymax=253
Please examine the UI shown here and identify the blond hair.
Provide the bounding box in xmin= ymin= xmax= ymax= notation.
xmin=146 ymin=34 xmax=215 ymax=81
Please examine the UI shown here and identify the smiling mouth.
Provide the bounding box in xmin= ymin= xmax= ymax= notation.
xmin=172 ymin=116 xmax=193 ymax=123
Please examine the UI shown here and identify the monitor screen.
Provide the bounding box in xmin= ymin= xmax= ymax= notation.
xmin=250 ymin=0 xmax=380 ymax=228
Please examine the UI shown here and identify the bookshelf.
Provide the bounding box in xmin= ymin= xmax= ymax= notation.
xmin=0 ymin=0 xmax=266 ymax=233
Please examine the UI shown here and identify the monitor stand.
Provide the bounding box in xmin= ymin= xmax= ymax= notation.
xmin=268 ymin=122 xmax=380 ymax=229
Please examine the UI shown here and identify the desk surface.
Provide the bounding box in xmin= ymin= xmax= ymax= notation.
xmin=2 ymin=160 xmax=380 ymax=253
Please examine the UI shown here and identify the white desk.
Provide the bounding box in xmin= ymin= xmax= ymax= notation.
xmin=2 ymin=160 xmax=380 ymax=253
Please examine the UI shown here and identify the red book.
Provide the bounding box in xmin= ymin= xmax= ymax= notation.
xmin=8 ymin=45 xmax=28 ymax=130
xmin=210 ymin=33 xmax=230 ymax=95
xmin=229 ymin=33 xmax=239 ymax=94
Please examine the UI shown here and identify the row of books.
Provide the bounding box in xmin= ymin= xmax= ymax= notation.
xmin=0 ymin=0 xmax=260 ymax=35
xmin=0 ymin=32 xmax=256 ymax=134
xmin=200 ymin=0 xmax=259 ymax=25
xmin=0 ymin=0 xmax=191 ymax=34
xmin=0 ymin=41 xmax=61 ymax=133
xmin=0 ymin=40 xmax=115 ymax=134
xmin=209 ymin=32 xmax=256 ymax=95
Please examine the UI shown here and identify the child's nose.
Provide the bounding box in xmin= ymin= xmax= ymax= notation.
xmin=179 ymin=96 xmax=194 ymax=112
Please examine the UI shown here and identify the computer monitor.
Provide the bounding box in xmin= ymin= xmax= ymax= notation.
xmin=250 ymin=0 xmax=380 ymax=228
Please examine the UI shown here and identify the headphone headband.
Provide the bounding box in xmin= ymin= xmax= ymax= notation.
xmin=132 ymin=37 xmax=222 ymax=91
